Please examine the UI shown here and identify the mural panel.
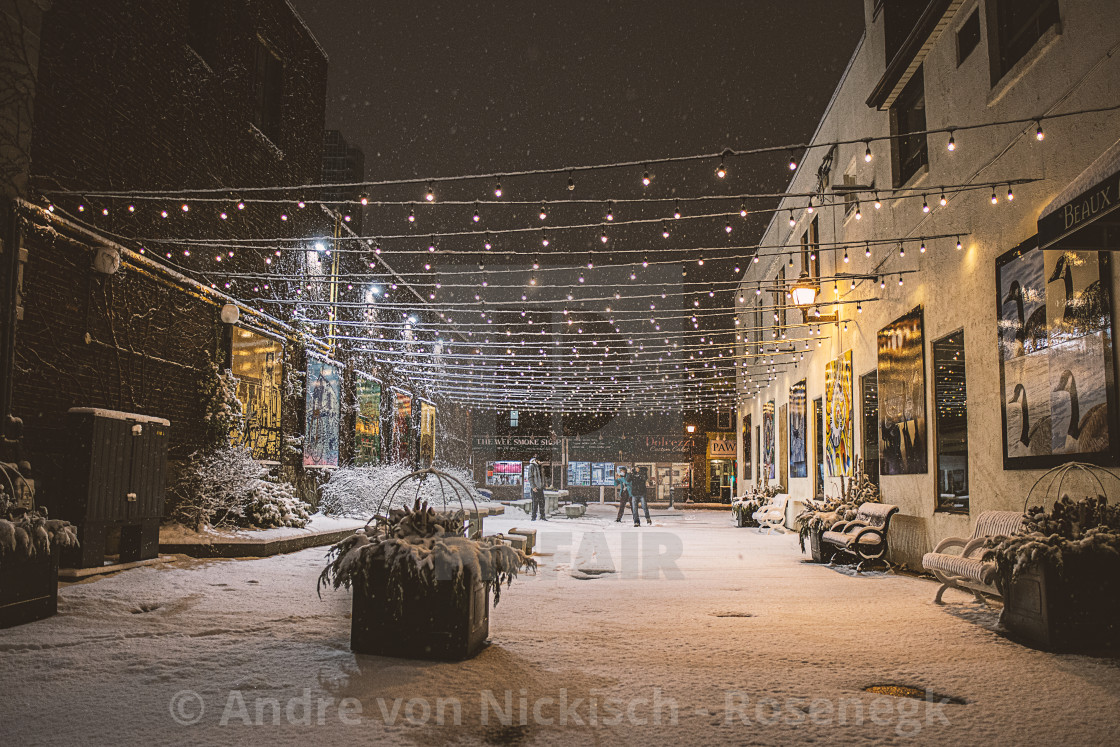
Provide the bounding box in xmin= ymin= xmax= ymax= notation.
xmin=877 ymin=307 xmax=928 ymax=475
xmin=825 ymin=351 xmax=853 ymax=476
xmin=303 ymin=358 xmax=340 ymax=468
xmin=789 ymin=379 xmax=808 ymax=478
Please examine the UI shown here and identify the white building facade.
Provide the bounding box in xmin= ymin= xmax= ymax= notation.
xmin=736 ymin=0 xmax=1120 ymax=567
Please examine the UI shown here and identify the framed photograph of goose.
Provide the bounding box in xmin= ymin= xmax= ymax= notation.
xmin=996 ymin=239 xmax=1118 ymax=469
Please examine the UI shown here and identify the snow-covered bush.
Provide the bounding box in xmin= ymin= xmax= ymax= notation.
xmin=0 ymin=490 xmax=78 ymax=564
xmin=319 ymin=462 xmax=487 ymax=518
xmin=166 ymin=446 xmax=311 ymax=530
xmin=730 ymin=497 xmax=762 ymax=526
xmin=319 ymin=498 xmax=535 ymax=607
xmin=201 ymin=360 xmax=243 ymax=448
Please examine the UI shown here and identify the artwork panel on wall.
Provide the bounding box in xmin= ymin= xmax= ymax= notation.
xmin=304 ymin=357 xmax=341 ymax=468
xmin=877 ymin=306 xmax=928 ymax=476
xmin=997 ymin=242 xmax=1118 ymax=469
xmin=762 ymin=401 xmax=776 ymax=481
xmin=824 ymin=351 xmax=853 ymax=476
xmin=789 ymin=379 xmax=808 ymax=478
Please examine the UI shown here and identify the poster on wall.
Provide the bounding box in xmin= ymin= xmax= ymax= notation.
xmin=762 ymin=401 xmax=776 ymax=481
xmin=392 ymin=391 xmax=412 ymax=463
xmin=567 ymin=461 xmax=591 ymax=486
xmin=789 ymin=380 xmax=808 ymax=478
xmin=824 ymin=351 xmax=853 ymax=476
xmin=231 ymin=328 xmax=283 ymax=462
xmin=877 ymin=307 xmax=928 ymax=475
xmin=743 ymin=412 xmax=752 ymax=480
xmin=354 ymin=377 xmax=380 ymax=465
xmin=419 ymin=401 xmax=436 ymax=465
xmin=997 ymin=243 xmax=1117 ymax=468
xmin=303 ymin=358 xmax=340 ymax=468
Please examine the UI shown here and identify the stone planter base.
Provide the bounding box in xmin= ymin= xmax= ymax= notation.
xmin=351 ymin=565 xmax=490 ymax=661
xmin=1002 ymin=556 xmax=1120 ymax=651
xmin=0 ymin=547 xmax=60 ymax=629
xmin=809 ymin=529 xmax=833 ymax=563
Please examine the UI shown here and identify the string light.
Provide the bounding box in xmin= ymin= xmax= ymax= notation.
xmin=873 ymin=192 xmax=881 ymax=210
xmin=898 ymin=274 xmax=904 ymax=286
xmin=1035 ymin=120 xmax=1045 ymax=141
xmin=899 ymin=243 xmax=905 ymax=258
xmin=494 ymin=180 xmax=502 ymax=198
xmin=788 ymin=211 xmax=795 ymax=227
xmin=854 ymin=202 xmax=861 ymax=220
xmin=843 ymin=248 xmax=849 ymax=263
xmin=922 ymin=195 xmax=929 ymax=213
xmin=725 ymin=221 xmax=733 ymax=234
xmin=939 ymin=191 xmax=947 ymax=207
xmin=661 ymin=222 xmax=670 ymax=238
xmin=1007 ymin=184 xmax=1014 ymax=201
xmin=991 ymin=189 xmax=998 ymax=205
xmin=865 ymin=241 xmax=871 ymax=258
xmin=425 ymin=183 xmax=434 ymax=202
xmin=408 ymin=207 xmax=415 ymax=222
xmin=920 ymin=240 xmax=926 ymax=253
xmin=605 ymin=201 xmax=614 ymax=221
xmin=541 ymin=231 xmax=549 ymax=247
xmin=956 ymin=236 xmax=963 ymax=251
xmin=864 ymin=142 xmax=872 ymax=162
xmin=806 ymin=198 xmax=814 ymax=214
xmin=947 ymin=131 xmax=956 ymax=151
xmin=740 ymin=199 xmax=748 ymax=217
xmin=673 ymin=201 xmax=681 ymax=219
xmin=568 ymin=171 xmax=575 ymax=191
xmin=473 ymin=206 xmax=480 ymax=222
xmin=716 ymin=157 xmax=726 ymax=179
xmin=642 ymin=168 xmax=651 ymax=186
xmin=857 ymin=302 xmax=862 ymax=313
xmin=788 ymin=151 xmax=798 ymax=170
xmin=539 ymin=203 xmax=547 ymax=220
xmin=600 ymin=229 xmax=608 ymax=243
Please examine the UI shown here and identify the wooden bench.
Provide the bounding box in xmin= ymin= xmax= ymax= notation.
xmin=752 ymin=494 xmax=789 ymax=534
xmin=821 ymin=502 xmax=899 ymax=572
xmin=921 ymin=510 xmax=1024 ymax=604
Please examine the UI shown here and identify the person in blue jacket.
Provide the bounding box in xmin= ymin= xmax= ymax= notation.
xmin=614 ymin=467 xmax=632 ymax=523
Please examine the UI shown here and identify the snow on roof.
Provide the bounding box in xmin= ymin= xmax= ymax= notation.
xmin=68 ymin=407 xmax=171 ymax=426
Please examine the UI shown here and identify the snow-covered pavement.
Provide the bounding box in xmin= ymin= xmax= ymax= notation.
xmin=2 ymin=505 xmax=1118 ymax=746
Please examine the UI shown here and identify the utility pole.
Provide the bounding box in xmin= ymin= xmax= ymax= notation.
xmin=327 ymin=211 xmax=342 ymax=353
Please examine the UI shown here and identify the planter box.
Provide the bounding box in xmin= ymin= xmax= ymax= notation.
xmin=1002 ymin=555 xmax=1120 ymax=651
xmin=0 ymin=547 xmax=60 ymax=629
xmin=809 ymin=529 xmax=833 ymax=563
xmin=351 ymin=563 xmax=489 ymax=661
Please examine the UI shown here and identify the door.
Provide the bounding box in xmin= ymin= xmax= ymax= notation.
xmin=813 ymin=397 xmax=825 ymax=498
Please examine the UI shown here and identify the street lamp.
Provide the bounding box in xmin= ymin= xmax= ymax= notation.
xmin=790 ymin=270 xmax=818 ymax=307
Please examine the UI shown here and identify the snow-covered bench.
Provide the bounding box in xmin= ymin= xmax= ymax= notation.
xmin=821 ymin=502 xmax=898 ymax=572
xmin=752 ymin=494 xmax=788 ymax=534
xmin=563 ymin=503 xmax=586 ymax=518
xmin=922 ymin=511 xmax=1024 ymax=604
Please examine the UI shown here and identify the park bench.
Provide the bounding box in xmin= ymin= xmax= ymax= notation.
xmin=752 ymin=494 xmax=789 ymax=534
xmin=921 ymin=510 xmax=1025 ymax=604
xmin=821 ymin=502 xmax=899 ymax=572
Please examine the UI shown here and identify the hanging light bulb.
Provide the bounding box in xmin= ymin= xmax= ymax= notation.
xmin=873 ymin=193 xmax=882 ymax=210
xmin=237 ymin=201 xmax=246 ymax=210
xmin=788 ymin=152 xmax=798 ymax=170
xmin=725 ymin=221 xmax=733 ymax=234
xmin=740 ymin=199 xmax=748 ymax=217
xmin=880 ymin=276 xmax=886 ymax=289
xmin=541 ymin=231 xmax=549 ymax=247
xmin=1007 ymin=184 xmax=1014 ymax=201
xmin=532 ymin=256 xmax=540 ymax=270
xmin=843 ymin=248 xmax=849 ymax=263
xmin=920 ymin=240 xmax=926 ymax=253
xmin=940 ymin=191 xmax=947 ymax=207
xmin=568 ymin=171 xmax=575 ymax=191
xmin=1035 ymin=121 xmax=1045 ymax=141
xmin=360 ymin=195 xmax=369 ymax=206
xmin=428 ymin=240 xmax=436 ymax=253
xmin=662 ymin=222 xmax=670 ymax=238
xmin=484 ymin=233 xmax=492 ymax=250
xmin=473 ymin=206 xmax=480 ymax=222
xmin=673 ymin=201 xmax=681 ymax=219
xmin=855 ymin=202 xmax=862 ymax=220
xmin=605 ymin=201 xmax=614 ymax=221
xmin=425 ymin=183 xmax=434 ymax=201
xmin=806 ymin=198 xmax=814 ymax=214
xmin=408 ymin=207 xmax=415 ymax=222
xmin=642 ymin=256 xmax=649 ymax=268
xmin=991 ymin=189 xmax=998 ymax=205
xmin=857 ymin=302 xmax=862 ymax=313
xmin=494 ymin=180 xmax=502 ymax=197
xmin=539 ymin=203 xmax=547 ymax=220
xmin=947 ymin=131 xmax=956 ymax=151
xmin=899 ymin=243 xmax=906 ymax=258
xmin=922 ymin=195 xmax=930 ymax=213
xmin=898 ymin=274 xmax=904 ymax=286
xmin=864 ymin=141 xmax=872 ymax=162
xmin=698 ymin=255 xmax=705 ymax=266
xmin=600 ymin=230 xmax=608 ymax=243
xmin=642 ymin=167 xmax=651 ymax=186
xmin=716 ymin=158 xmax=726 ymax=178
xmin=956 ymin=236 xmax=963 ymax=251
xmin=865 ymin=242 xmax=872 ymax=258
xmin=789 ymin=211 xmax=796 ymax=227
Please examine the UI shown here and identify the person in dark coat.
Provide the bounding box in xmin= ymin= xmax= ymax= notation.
xmin=614 ymin=467 xmax=632 ymax=522
xmin=528 ymin=456 xmax=547 ymax=521
xmin=630 ymin=468 xmax=652 ymax=526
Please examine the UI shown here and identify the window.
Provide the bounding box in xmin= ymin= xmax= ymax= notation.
xmin=957 ymin=8 xmax=981 ymax=66
xmin=813 ymin=397 xmax=825 ymax=498
xmin=994 ymin=0 xmax=1059 ymax=79
xmin=718 ymin=411 xmax=732 ymax=430
xmin=800 ymin=218 xmax=821 ymax=279
xmin=231 ymin=328 xmax=283 ymax=462
xmin=187 ymin=0 xmax=219 ymax=66
xmin=882 ymin=0 xmax=926 ymax=64
xmin=890 ymin=65 xmax=928 ymax=187
xmin=861 ymin=371 xmax=880 ymax=486
xmin=509 ymin=410 xmax=519 ymax=427
xmin=934 ymin=331 xmax=969 ymax=512
xmin=743 ymin=413 xmax=752 ymax=481
xmin=253 ymin=39 xmax=284 ymax=141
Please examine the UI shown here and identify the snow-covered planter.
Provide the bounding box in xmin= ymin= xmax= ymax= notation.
xmin=731 ymin=498 xmax=762 ymax=527
xmin=794 ymin=459 xmax=880 ymax=562
xmin=0 ymin=493 xmax=79 ymax=628
xmin=319 ymin=470 xmax=535 ymax=660
xmin=984 ymin=494 xmax=1120 ymax=651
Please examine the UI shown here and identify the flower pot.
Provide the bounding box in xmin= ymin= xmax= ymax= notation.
xmin=350 ymin=561 xmax=490 ymax=661
xmin=1002 ymin=554 xmax=1120 ymax=651
xmin=0 ymin=546 xmax=60 ymax=629
xmin=809 ymin=529 xmax=833 ymax=563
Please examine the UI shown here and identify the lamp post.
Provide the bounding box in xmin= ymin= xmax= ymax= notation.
xmin=684 ymin=424 xmax=696 ymax=505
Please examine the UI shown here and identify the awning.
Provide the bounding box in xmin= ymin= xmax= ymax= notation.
xmin=1038 ymin=137 xmax=1120 ymax=251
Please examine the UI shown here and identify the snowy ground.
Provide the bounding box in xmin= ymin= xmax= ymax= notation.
xmin=159 ymin=513 xmax=368 ymax=544
xmin=3 ymin=505 xmax=1118 ymax=746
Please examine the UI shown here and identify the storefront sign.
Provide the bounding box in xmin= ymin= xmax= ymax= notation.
xmin=1039 ymin=166 xmax=1120 ymax=251
xmin=706 ymin=436 xmax=736 ymax=458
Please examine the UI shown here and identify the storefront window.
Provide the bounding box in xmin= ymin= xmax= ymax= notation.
xmin=354 ymin=377 xmax=380 ymax=465
xmin=231 ymin=328 xmax=282 ymax=462
xmin=420 ymin=401 xmax=436 ymax=465
xmin=487 ymin=461 xmax=522 ymax=486
xmin=934 ymin=331 xmax=969 ymax=512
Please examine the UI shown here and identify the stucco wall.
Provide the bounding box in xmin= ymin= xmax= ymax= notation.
xmin=736 ymin=0 xmax=1120 ymax=567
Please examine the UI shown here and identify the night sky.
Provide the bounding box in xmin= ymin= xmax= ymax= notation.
xmin=292 ymin=1 xmax=867 ymax=413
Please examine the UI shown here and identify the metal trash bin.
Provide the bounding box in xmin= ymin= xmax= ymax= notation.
xmin=53 ymin=408 xmax=170 ymax=568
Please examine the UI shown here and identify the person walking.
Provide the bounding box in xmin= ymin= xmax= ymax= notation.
xmin=614 ymin=467 xmax=632 ymax=522
xmin=630 ymin=468 xmax=652 ymax=526
xmin=528 ymin=456 xmax=547 ymax=521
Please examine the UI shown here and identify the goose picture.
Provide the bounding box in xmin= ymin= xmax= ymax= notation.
xmin=1003 ymin=280 xmax=1048 ymax=356
xmin=1052 ymin=369 xmax=1109 ymax=453
xmin=1009 ymin=383 xmax=1051 ymax=455
xmin=1048 ymin=253 xmax=1106 ymax=335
